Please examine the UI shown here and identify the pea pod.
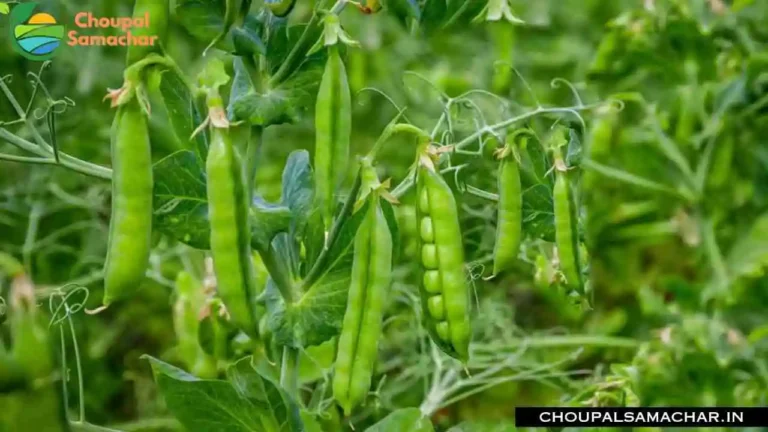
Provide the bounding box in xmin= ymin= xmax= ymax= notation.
xmin=265 ymin=0 xmax=297 ymax=17
xmin=415 ymin=160 xmax=471 ymax=361
xmin=333 ymin=193 xmax=392 ymax=415
xmin=489 ymin=21 xmax=514 ymax=94
xmin=174 ymin=271 xmax=216 ymax=378
xmin=492 ymin=137 xmax=522 ymax=276
xmin=103 ymin=100 xmax=153 ymax=306
xmin=396 ymin=203 xmax=418 ymax=261
xmin=10 ymin=276 xmax=52 ymax=381
xmin=315 ymin=45 xmax=352 ymax=230
xmin=0 ymin=342 xmax=26 ymax=392
xmin=207 ymin=125 xmax=259 ymax=334
xmin=125 ymin=0 xmax=169 ymax=65
xmin=553 ymin=150 xmax=582 ymax=289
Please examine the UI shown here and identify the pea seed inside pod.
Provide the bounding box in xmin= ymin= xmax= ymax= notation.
xmin=421 ymin=244 xmax=439 ymax=269
xmin=420 ymin=217 xmax=435 ymax=243
xmin=436 ymin=321 xmax=451 ymax=341
xmin=427 ymin=295 xmax=445 ymax=320
xmin=423 ymin=270 xmax=441 ymax=294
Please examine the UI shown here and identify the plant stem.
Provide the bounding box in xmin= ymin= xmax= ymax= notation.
xmin=366 ymin=121 xmax=428 ymax=162
xmin=280 ymin=346 xmax=300 ymax=399
xmin=0 ymin=128 xmax=112 ymax=180
xmin=268 ymin=0 xmax=345 ymax=87
xmin=454 ymin=106 xmax=597 ymax=151
xmin=69 ymin=422 xmax=122 ymax=432
xmin=471 ymin=335 xmax=640 ymax=352
xmin=391 ymin=171 xmax=415 ymax=199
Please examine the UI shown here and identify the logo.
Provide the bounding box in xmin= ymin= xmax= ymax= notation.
xmin=2 ymin=2 xmax=64 ymax=61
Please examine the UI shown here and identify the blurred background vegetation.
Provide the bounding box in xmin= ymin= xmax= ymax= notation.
xmin=1 ymin=0 xmax=767 ymax=431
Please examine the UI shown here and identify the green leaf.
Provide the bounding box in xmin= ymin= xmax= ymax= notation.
xmin=144 ymin=355 xmax=273 ymax=432
xmin=522 ymin=183 xmax=555 ymax=242
xmin=565 ymin=128 xmax=583 ymax=168
xmin=199 ymin=58 xmax=230 ymax=91
xmin=726 ymin=213 xmax=768 ymax=280
xmin=518 ymin=136 xmax=556 ymax=241
xmin=446 ymin=420 xmax=518 ymax=432
xmin=153 ymin=150 xmax=211 ymax=249
xmin=265 ymin=23 xmax=322 ymax=78
xmin=365 ymin=408 xmax=434 ymax=432
xmin=226 ymin=357 xmax=303 ymax=432
xmin=300 ymin=412 xmax=324 ymax=432
xmin=263 ymin=204 xmax=368 ymax=347
xmin=176 ymin=0 xmax=234 ymax=52
xmin=229 ymin=35 xmax=323 ymax=127
xmin=228 ymin=57 xmax=254 ymax=117
xmin=0 ymin=3 xmax=10 ymax=15
xmin=230 ymin=90 xmax=298 ymax=127
xmin=281 ymin=150 xmax=315 ymax=237
xmin=250 ymin=197 xmax=292 ymax=252
xmin=158 ymin=67 xmax=209 ymax=162
xmin=232 ymin=26 xmax=266 ymax=57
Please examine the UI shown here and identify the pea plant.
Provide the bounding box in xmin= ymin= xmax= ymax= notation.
xmin=8 ymin=0 xmax=765 ymax=431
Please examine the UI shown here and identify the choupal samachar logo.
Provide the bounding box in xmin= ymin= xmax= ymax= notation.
xmin=1 ymin=2 xmax=64 ymax=61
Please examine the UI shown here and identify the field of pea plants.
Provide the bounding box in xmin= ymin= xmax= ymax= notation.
xmin=1 ymin=0 xmax=767 ymax=431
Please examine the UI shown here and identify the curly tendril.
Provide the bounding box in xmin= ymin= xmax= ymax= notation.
xmin=550 ymin=77 xmax=584 ymax=108
xmin=48 ymin=284 xmax=90 ymax=327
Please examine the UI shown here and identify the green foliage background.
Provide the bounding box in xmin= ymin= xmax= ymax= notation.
xmin=0 ymin=0 xmax=767 ymax=431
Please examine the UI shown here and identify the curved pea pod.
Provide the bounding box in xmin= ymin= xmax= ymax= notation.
xmin=553 ymin=160 xmax=582 ymax=290
xmin=174 ymin=272 xmax=217 ymax=378
xmin=126 ymin=0 xmax=169 ymax=65
xmin=315 ymin=45 xmax=352 ymax=230
xmin=0 ymin=344 xmax=26 ymax=393
xmin=333 ymin=195 xmax=392 ymax=415
xmin=103 ymin=100 xmax=153 ymax=306
xmin=493 ymin=145 xmax=521 ymax=275
xmin=489 ymin=20 xmax=514 ymax=94
xmin=10 ymin=276 xmax=53 ymax=381
xmin=396 ymin=204 xmax=418 ymax=260
xmin=415 ymin=164 xmax=470 ymax=361
xmin=265 ymin=0 xmax=297 ymax=17
xmin=206 ymin=127 xmax=259 ymax=335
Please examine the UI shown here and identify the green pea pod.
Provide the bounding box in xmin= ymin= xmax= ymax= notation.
xmin=0 ymin=342 xmax=27 ymax=392
xmin=10 ymin=276 xmax=53 ymax=380
xmin=207 ymin=126 xmax=259 ymax=335
xmin=333 ymin=194 xmax=392 ymax=415
xmin=103 ymin=100 xmax=153 ymax=306
xmin=489 ymin=21 xmax=514 ymax=94
xmin=396 ymin=204 xmax=418 ymax=261
xmin=553 ymin=151 xmax=582 ymax=290
xmin=492 ymin=140 xmax=522 ymax=276
xmin=265 ymin=0 xmax=297 ymax=17
xmin=315 ymin=45 xmax=352 ymax=231
xmin=125 ymin=0 xmax=169 ymax=65
xmin=415 ymin=161 xmax=471 ymax=361
xmin=174 ymin=271 xmax=216 ymax=378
